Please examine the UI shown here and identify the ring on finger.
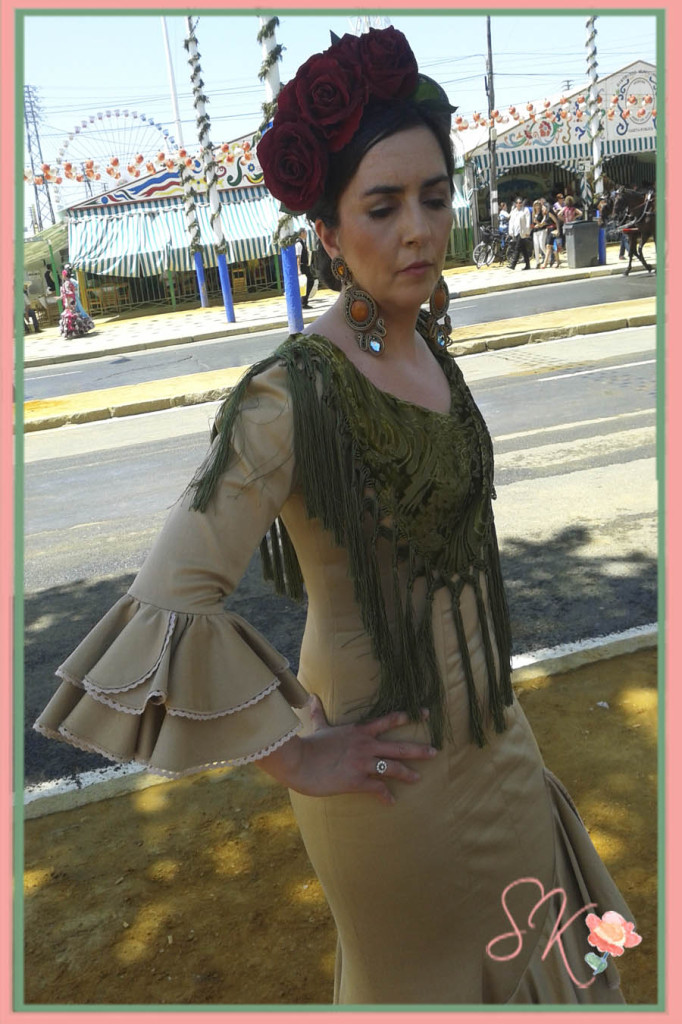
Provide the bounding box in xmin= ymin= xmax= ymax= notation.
xmin=375 ymin=758 xmax=388 ymax=776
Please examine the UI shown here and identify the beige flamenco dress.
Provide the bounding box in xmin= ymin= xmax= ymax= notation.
xmin=35 ymin=330 xmax=634 ymax=1005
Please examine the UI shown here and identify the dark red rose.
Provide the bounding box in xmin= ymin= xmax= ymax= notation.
xmin=357 ymin=27 xmax=418 ymax=100
xmin=278 ymin=50 xmax=369 ymax=153
xmin=257 ymin=119 xmax=328 ymax=212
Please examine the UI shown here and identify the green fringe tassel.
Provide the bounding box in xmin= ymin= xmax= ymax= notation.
xmin=447 ymin=578 xmax=485 ymax=747
xmin=472 ymin=569 xmax=507 ymax=733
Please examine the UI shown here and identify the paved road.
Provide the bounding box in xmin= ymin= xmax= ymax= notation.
xmin=24 ymin=274 xmax=657 ymax=401
xmin=24 ymin=327 xmax=657 ymax=785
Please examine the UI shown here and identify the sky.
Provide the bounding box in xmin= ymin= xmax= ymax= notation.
xmin=21 ymin=10 xmax=658 ymax=224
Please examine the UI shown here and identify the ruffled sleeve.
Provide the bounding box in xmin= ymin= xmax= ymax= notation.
xmin=34 ymin=358 xmax=310 ymax=777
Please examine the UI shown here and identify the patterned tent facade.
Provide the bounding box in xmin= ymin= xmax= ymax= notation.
xmin=464 ymin=61 xmax=657 ymax=196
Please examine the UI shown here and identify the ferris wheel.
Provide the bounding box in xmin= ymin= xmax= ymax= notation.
xmin=350 ymin=15 xmax=392 ymax=34
xmin=51 ymin=109 xmax=178 ymax=210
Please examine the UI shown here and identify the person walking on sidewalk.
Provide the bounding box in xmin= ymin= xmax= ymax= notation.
xmin=36 ymin=26 xmax=635 ymax=1008
xmin=296 ymin=229 xmax=318 ymax=308
xmin=508 ymin=196 xmax=532 ymax=269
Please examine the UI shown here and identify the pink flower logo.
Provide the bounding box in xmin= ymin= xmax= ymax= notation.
xmin=585 ymin=911 xmax=642 ymax=967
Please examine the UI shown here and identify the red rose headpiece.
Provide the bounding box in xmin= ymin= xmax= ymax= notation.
xmin=257 ymin=27 xmax=456 ymax=214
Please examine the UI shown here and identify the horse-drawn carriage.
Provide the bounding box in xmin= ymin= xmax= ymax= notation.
xmin=598 ymin=186 xmax=656 ymax=276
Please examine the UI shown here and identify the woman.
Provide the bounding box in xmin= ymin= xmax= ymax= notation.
xmin=59 ymin=266 xmax=94 ymax=339
xmin=541 ymin=201 xmax=562 ymax=269
xmin=531 ymin=198 xmax=550 ymax=267
xmin=36 ymin=28 xmax=635 ymax=1006
xmin=561 ymin=195 xmax=583 ymax=224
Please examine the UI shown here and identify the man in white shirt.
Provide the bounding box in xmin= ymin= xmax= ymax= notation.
xmin=508 ymin=196 xmax=532 ymax=270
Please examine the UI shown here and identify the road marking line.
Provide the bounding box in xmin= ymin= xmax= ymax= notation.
xmin=536 ymin=359 xmax=656 ymax=382
xmin=494 ymin=408 xmax=654 ymax=443
xmin=28 ymin=370 xmax=82 ymax=381
xmin=495 ymin=426 xmax=655 ymax=470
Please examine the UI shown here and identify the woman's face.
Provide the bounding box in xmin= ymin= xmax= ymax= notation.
xmin=317 ymin=126 xmax=453 ymax=316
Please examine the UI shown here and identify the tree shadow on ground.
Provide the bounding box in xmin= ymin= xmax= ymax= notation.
xmin=499 ymin=524 xmax=657 ymax=651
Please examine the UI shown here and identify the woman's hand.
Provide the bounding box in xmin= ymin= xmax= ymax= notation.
xmin=259 ymin=694 xmax=438 ymax=806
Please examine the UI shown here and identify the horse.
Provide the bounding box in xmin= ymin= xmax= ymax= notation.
xmin=599 ymin=187 xmax=656 ymax=275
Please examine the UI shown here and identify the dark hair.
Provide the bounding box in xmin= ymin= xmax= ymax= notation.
xmin=307 ymin=98 xmax=455 ymax=290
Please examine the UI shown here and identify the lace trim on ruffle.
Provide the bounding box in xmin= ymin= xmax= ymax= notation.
xmin=77 ymin=676 xmax=281 ymax=719
xmin=54 ymin=611 xmax=178 ymax=695
xmin=33 ymin=721 xmax=302 ymax=779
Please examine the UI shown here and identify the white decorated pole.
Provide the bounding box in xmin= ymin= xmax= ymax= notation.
xmin=259 ymin=16 xmax=281 ymax=109
xmin=185 ymin=16 xmax=235 ymax=319
xmin=257 ymin=15 xmax=302 ymax=334
xmin=585 ymin=16 xmax=603 ymax=206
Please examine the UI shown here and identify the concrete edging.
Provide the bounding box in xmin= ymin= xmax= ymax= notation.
xmin=24 ymin=624 xmax=657 ymax=820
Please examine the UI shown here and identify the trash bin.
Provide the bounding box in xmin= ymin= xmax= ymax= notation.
xmin=564 ymin=220 xmax=600 ymax=269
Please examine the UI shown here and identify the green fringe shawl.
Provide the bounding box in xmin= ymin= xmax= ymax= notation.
xmin=188 ymin=335 xmax=514 ymax=749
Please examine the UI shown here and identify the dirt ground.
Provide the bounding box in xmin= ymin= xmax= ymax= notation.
xmin=23 ymin=648 xmax=658 ymax=1008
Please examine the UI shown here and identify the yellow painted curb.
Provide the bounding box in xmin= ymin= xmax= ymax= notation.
xmin=450 ymin=297 xmax=655 ymax=345
xmin=24 ymin=366 xmax=247 ymax=430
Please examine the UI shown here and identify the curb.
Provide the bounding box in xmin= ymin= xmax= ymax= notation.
xmin=24 ymin=624 xmax=657 ymax=820
xmin=449 ymin=312 xmax=656 ymax=356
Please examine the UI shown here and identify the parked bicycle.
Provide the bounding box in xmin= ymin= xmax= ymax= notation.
xmin=472 ymin=225 xmax=518 ymax=269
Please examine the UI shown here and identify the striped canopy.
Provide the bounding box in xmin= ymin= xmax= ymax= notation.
xmin=473 ymin=133 xmax=656 ymax=174
xmin=67 ymin=188 xmax=310 ymax=277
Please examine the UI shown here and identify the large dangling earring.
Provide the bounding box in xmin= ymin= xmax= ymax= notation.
xmin=425 ymin=276 xmax=452 ymax=350
xmin=331 ymin=256 xmax=386 ymax=356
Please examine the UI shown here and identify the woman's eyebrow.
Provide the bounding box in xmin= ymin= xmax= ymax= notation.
xmin=363 ymin=174 xmax=450 ymax=198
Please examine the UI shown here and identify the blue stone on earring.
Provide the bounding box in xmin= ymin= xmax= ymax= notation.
xmin=369 ymin=336 xmax=384 ymax=354
xmin=436 ymin=329 xmax=446 ymax=348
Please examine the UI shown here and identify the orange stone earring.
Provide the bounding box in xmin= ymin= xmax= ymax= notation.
xmin=426 ymin=276 xmax=452 ymax=350
xmin=331 ymin=256 xmax=386 ymax=355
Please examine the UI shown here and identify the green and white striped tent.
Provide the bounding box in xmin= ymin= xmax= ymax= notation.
xmin=67 ymin=186 xmax=311 ymax=278
xmin=68 ymin=182 xmax=473 ymax=278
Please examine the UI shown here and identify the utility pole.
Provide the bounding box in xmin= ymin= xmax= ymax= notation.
xmin=161 ymin=17 xmax=184 ymax=148
xmin=485 ymin=17 xmax=498 ymax=231
xmin=24 ymin=85 xmax=55 ymax=232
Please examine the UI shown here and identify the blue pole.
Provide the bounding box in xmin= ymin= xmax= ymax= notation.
xmin=217 ymin=253 xmax=235 ymax=322
xmin=281 ymin=244 xmax=303 ymax=334
xmin=193 ymin=251 xmax=208 ymax=307
xmin=597 ymin=226 xmax=606 ymax=266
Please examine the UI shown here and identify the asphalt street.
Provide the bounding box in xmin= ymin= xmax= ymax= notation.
xmin=24 ymin=274 xmax=657 ymax=400
xmin=23 ymin=326 xmax=657 ymax=786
